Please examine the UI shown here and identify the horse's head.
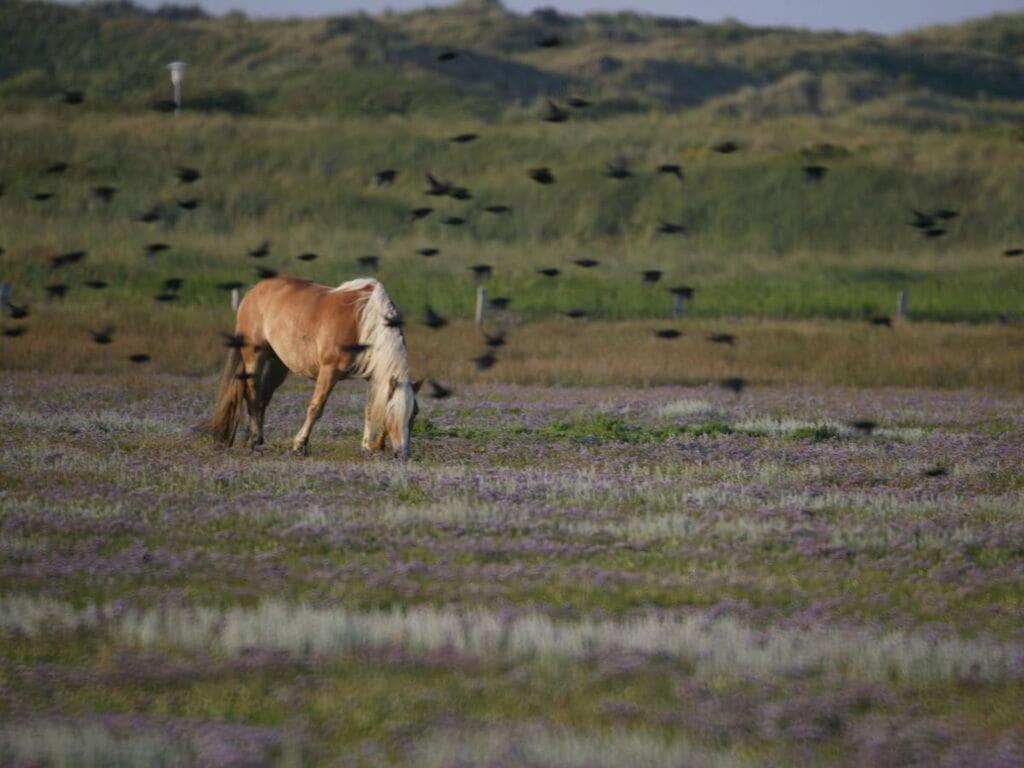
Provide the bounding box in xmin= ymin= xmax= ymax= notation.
xmin=375 ymin=376 xmax=422 ymax=458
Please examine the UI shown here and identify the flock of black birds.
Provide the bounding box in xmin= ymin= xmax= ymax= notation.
xmin=1 ymin=38 xmax=1021 ymax=427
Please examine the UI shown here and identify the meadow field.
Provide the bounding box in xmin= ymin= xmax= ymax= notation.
xmin=2 ymin=1 xmax=1024 ymax=766
xmin=1 ymin=371 xmax=1023 ymax=766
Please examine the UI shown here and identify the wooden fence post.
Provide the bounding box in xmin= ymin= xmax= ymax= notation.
xmin=897 ymin=290 xmax=909 ymax=320
xmin=669 ymin=286 xmax=693 ymax=320
xmin=672 ymin=293 xmax=686 ymax=320
xmin=475 ymin=285 xmax=487 ymax=325
xmin=0 ymin=282 xmax=11 ymax=310
xmin=230 ymin=288 xmax=240 ymax=311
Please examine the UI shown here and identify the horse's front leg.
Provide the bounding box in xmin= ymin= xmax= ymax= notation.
xmin=361 ymin=400 xmax=382 ymax=452
xmin=292 ymin=367 xmax=338 ymax=456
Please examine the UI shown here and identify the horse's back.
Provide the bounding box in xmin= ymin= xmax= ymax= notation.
xmin=238 ymin=277 xmax=369 ymax=378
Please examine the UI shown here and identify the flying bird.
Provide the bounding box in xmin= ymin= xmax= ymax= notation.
xmin=428 ymin=380 xmax=454 ymax=399
xmin=417 ymin=247 xmax=440 ymax=257
xmin=484 ymin=205 xmax=510 ymax=214
xmin=869 ymin=316 xmax=893 ymax=328
xmin=248 ymin=240 xmax=270 ymax=259
xmin=84 ymin=280 xmax=108 ymax=290
xmin=565 ymin=309 xmax=587 ymax=319
xmin=425 ymin=173 xmax=452 ymax=196
xmin=437 ymin=50 xmax=458 ymax=62
xmin=154 ymin=292 xmax=178 ymax=303
xmin=5 ymin=303 xmax=28 ymax=320
xmin=32 ymin=193 xmax=55 ymax=202
xmin=411 ymin=207 xmax=434 ymax=220
xmin=803 ymin=165 xmax=828 ymax=182
xmin=2 ymin=327 xmax=27 ymax=338
xmin=90 ymin=326 xmax=114 ymax=345
xmin=137 ymin=207 xmax=160 ymax=223
xmin=922 ymin=466 xmax=948 ymax=478
xmin=542 ymin=100 xmax=568 ymax=123
xmin=145 ymin=243 xmax=170 ymax=257
xmin=909 ymin=209 xmax=935 ymax=230
xmin=707 ymin=333 xmax=736 ymax=346
xmin=574 ymin=259 xmax=599 ymax=268
xmin=537 ymin=267 xmax=561 ymax=278
xmin=161 ymin=277 xmax=184 ymax=293
xmin=129 ymin=353 xmax=151 ymax=364
xmin=657 ymin=220 xmax=688 ymax=236
xmin=442 ymin=216 xmax=466 ymax=226
xmin=255 ymin=267 xmax=278 ymax=280
xmin=175 ymin=167 xmax=201 ymax=184
xmin=658 ymin=163 xmax=683 ymax=180
xmin=450 ymin=187 xmax=473 ymax=200
xmin=924 ymin=228 xmax=946 ymax=238
xmin=45 ymin=162 xmax=69 ymax=175
xmin=1003 ymin=248 xmax=1024 ymax=257
xmin=483 ymin=330 xmax=505 ymax=348
xmin=474 ymin=351 xmax=497 ymax=371
xmin=222 ymin=333 xmax=246 ymax=349
xmin=712 ymin=141 xmax=740 ymax=154
xmin=641 ymin=270 xmax=663 ymax=283
xmin=297 ymin=252 xmax=318 ymax=262
xmin=468 ymin=264 xmax=493 ymax=279
xmin=529 ymin=168 xmax=555 ymax=185
xmin=567 ymin=96 xmax=591 ymax=108
xmin=423 ymin=306 xmax=448 ymax=329
xmin=934 ymin=209 xmax=959 ymax=221
xmin=449 ymin=133 xmax=478 ymax=144
xmin=604 ymin=158 xmax=631 ymax=180
xmin=849 ymin=420 xmax=877 ymax=435
xmin=93 ymin=186 xmax=117 ymax=202
xmin=489 ymin=297 xmax=511 ymax=309
xmin=177 ymin=199 xmax=199 ymax=210
xmin=655 ymin=329 xmax=682 ymax=339
xmin=719 ymin=377 xmax=747 ymax=395
xmin=357 ymin=255 xmax=380 ymax=270
xmin=51 ymin=251 xmax=86 ymax=268
xmin=374 ymin=169 xmax=397 ymax=186
xmin=60 ymin=90 xmax=84 ymax=105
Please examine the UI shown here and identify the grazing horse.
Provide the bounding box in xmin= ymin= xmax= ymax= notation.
xmin=210 ymin=276 xmax=421 ymax=458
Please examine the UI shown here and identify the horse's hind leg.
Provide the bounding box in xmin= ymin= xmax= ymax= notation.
xmin=254 ymin=352 xmax=288 ymax=447
xmin=240 ymin=343 xmax=269 ymax=449
xmin=292 ymin=367 xmax=339 ymax=456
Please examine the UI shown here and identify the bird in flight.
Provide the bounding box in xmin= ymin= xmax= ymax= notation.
xmin=423 ymin=305 xmax=448 ymax=329
xmin=529 ymin=168 xmax=556 ymax=185
xmin=428 ymin=380 xmax=454 ymax=399
xmin=542 ymin=101 xmax=568 ymax=124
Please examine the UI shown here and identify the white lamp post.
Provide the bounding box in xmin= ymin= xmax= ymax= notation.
xmin=167 ymin=61 xmax=187 ymax=115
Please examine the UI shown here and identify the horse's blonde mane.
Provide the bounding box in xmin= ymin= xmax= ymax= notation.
xmin=335 ymin=278 xmax=410 ymax=384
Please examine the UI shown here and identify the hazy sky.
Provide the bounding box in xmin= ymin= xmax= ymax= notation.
xmin=76 ymin=0 xmax=1024 ymax=33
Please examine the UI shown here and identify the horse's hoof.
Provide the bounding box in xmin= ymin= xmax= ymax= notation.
xmin=292 ymin=445 xmax=308 ymax=457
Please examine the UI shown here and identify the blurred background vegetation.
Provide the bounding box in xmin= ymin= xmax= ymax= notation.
xmin=1 ymin=0 xmax=1022 ymax=347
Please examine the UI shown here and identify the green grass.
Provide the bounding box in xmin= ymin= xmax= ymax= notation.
xmin=1 ymin=3 xmax=1024 ymax=325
